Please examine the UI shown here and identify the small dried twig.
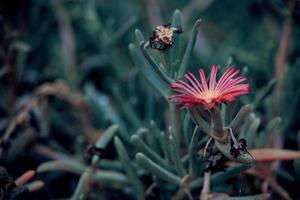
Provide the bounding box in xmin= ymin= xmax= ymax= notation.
xmin=0 ymin=80 xmax=98 ymax=158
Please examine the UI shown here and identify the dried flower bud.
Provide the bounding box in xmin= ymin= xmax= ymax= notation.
xmin=84 ymin=145 xmax=105 ymax=163
xmin=205 ymin=152 xmax=227 ymax=172
xmin=149 ymin=24 xmax=183 ymax=51
xmin=230 ymin=138 xmax=248 ymax=158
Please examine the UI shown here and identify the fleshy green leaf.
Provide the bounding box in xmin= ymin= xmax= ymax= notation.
xmin=114 ymin=137 xmax=145 ymax=200
xmin=128 ymin=43 xmax=170 ymax=99
xmin=135 ymin=153 xmax=181 ymax=184
xmin=95 ymin=124 xmax=119 ymax=149
xmin=168 ymin=9 xmax=182 ymax=77
xmin=177 ymin=19 xmax=201 ymax=78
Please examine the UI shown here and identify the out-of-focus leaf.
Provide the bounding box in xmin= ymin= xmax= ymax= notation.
xmin=253 ymin=79 xmax=276 ymax=107
xmin=37 ymin=160 xmax=129 ymax=185
xmin=177 ymin=19 xmax=201 ymax=78
xmin=97 ymin=159 xmax=122 ymax=170
xmin=72 ymin=171 xmax=89 ymax=200
xmin=107 ymin=16 xmax=137 ymax=46
xmin=95 ymin=124 xmax=118 ymax=149
xmin=85 ymin=84 xmax=130 ymax=142
xmin=229 ymin=104 xmax=253 ymax=132
xmin=244 ymin=116 xmax=260 ymax=148
xmin=93 ymin=170 xmax=129 ymax=185
xmin=250 ymin=148 xmax=300 ymax=161
xmin=37 ymin=160 xmax=86 ymax=174
xmin=135 ymin=29 xmax=145 ymax=44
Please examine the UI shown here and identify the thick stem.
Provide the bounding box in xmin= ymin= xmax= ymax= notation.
xmin=210 ymin=106 xmax=225 ymax=140
xmin=200 ymin=171 xmax=211 ymax=200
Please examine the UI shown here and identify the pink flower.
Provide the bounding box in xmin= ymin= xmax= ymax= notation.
xmin=169 ymin=65 xmax=250 ymax=109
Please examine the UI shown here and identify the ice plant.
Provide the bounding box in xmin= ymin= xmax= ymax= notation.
xmin=169 ymin=65 xmax=250 ymax=109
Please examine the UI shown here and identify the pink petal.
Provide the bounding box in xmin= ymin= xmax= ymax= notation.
xmin=199 ymin=69 xmax=209 ymax=91
xmin=209 ymin=64 xmax=218 ymax=90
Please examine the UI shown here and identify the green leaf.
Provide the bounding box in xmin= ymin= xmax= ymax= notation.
xmin=167 ymin=127 xmax=186 ymax=176
xmin=177 ymin=19 xmax=201 ymax=78
xmin=37 ymin=160 xmax=128 ymax=185
xmin=94 ymin=170 xmax=129 ymax=185
xmin=135 ymin=153 xmax=181 ymax=184
xmin=85 ymin=84 xmax=130 ymax=143
xmin=95 ymin=124 xmax=119 ymax=149
xmin=37 ymin=160 xmax=86 ymax=174
xmin=188 ymin=107 xmax=210 ymax=134
xmin=72 ymin=171 xmax=89 ymax=200
xmin=114 ymin=137 xmax=145 ymax=200
xmin=128 ymin=43 xmax=169 ymax=99
xmin=168 ymin=9 xmax=182 ymax=77
xmin=98 ymin=159 xmax=122 ymax=170
xmin=229 ymin=104 xmax=253 ymax=132
xmin=140 ymin=41 xmax=174 ymax=84
xmin=244 ymin=116 xmax=260 ymax=148
xmin=188 ymin=127 xmax=201 ymax=175
xmin=150 ymin=121 xmax=168 ymax=158
xmin=131 ymin=133 xmax=168 ymax=169
xmin=135 ymin=29 xmax=145 ymax=44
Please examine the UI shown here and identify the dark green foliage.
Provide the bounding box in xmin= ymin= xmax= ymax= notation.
xmin=1 ymin=0 xmax=300 ymax=199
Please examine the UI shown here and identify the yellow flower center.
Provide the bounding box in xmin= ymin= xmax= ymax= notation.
xmin=198 ymin=90 xmax=219 ymax=103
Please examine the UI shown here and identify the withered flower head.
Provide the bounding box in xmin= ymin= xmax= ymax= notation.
xmin=149 ymin=24 xmax=182 ymax=51
xmin=205 ymin=152 xmax=227 ymax=173
xmin=230 ymin=138 xmax=248 ymax=158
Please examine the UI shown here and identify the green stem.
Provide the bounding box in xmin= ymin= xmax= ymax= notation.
xmin=188 ymin=126 xmax=201 ymax=175
xmin=169 ymin=102 xmax=181 ymax=149
xmin=140 ymin=41 xmax=174 ymax=84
